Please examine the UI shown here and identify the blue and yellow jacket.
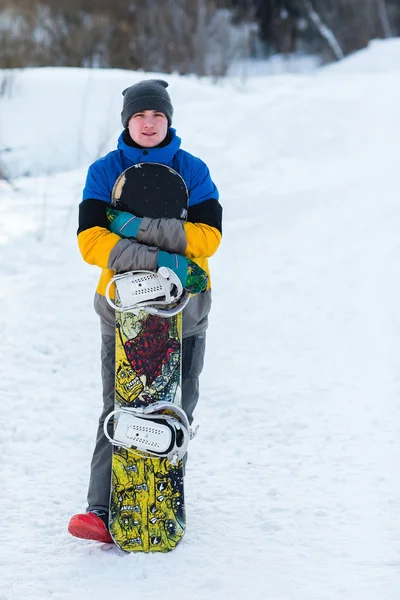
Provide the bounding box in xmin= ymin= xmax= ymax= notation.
xmin=77 ymin=128 xmax=222 ymax=337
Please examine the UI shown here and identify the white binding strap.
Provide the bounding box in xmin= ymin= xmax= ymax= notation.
xmin=103 ymin=403 xmax=192 ymax=464
xmin=105 ymin=267 xmax=189 ymax=316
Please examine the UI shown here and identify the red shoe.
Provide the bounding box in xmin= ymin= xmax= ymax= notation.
xmin=68 ymin=510 xmax=113 ymax=544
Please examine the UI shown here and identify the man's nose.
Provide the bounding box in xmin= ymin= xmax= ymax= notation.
xmin=143 ymin=118 xmax=155 ymax=128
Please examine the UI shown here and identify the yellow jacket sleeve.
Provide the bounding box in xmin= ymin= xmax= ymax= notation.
xmin=78 ymin=226 xmax=121 ymax=269
xmin=184 ymin=223 xmax=222 ymax=259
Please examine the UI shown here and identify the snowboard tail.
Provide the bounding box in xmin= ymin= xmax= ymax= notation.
xmin=110 ymin=452 xmax=185 ymax=552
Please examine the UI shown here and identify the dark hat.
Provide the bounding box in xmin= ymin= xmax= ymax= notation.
xmin=121 ymin=79 xmax=173 ymax=127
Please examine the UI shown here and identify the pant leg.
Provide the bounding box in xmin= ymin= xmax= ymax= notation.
xmin=181 ymin=333 xmax=206 ymax=424
xmin=86 ymin=333 xmax=115 ymax=512
xmin=86 ymin=331 xmax=206 ymax=511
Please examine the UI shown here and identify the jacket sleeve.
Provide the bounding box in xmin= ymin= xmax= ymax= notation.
xmin=78 ymin=163 xmax=160 ymax=273
xmin=77 ymin=195 xmax=118 ymax=268
xmin=136 ymin=161 xmax=222 ymax=259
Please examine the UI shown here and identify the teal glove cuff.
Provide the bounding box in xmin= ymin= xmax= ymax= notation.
xmin=157 ymin=251 xmax=188 ymax=287
xmin=108 ymin=209 xmax=142 ymax=238
xmin=157 ymin=252 xmax=208 ymax=294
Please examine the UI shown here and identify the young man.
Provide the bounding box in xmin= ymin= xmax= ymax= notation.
xmin=68 ymin=79 xmax=222 ymax=543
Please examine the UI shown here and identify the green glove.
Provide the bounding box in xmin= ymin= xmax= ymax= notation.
xmin=157 ymin=251 xmax=208 ymax=294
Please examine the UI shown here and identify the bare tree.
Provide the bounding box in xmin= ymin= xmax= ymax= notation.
xmin=1 ymin=0 xmax=400 ymax=71
xmin=303 ymin=0 xmax=344 ymax=59
xmin=231 ymin=0 xmax=400 ymax=58
xmin=378 ymin=0 xmax=392 ymax=36
xmin=195 ymin=0 xmax=207 ymax=75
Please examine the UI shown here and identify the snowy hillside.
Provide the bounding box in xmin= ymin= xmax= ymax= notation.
xmin=1 ymin=40 xmax=400 ymax=600
xmin=324 ymin=37 xmax=400 ymax=74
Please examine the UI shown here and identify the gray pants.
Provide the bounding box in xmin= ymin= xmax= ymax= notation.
xmin=86 ymin=332 xmax=206 ymax=512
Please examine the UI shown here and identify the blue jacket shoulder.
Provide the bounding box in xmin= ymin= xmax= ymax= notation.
xmin=82 ymin=151 xmax=125 ymax=203
xmin=174 ymin=150 xmax=219 ymax=206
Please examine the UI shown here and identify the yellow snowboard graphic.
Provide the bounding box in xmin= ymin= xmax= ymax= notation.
xmin=109 ymin=309 xmax=185 ymax=552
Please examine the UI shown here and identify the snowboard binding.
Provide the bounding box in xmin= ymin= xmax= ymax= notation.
xmin=103 ymin=402 xmax=197 ymax=464
xmin=105 ymin=267 xmax=190 ymax=316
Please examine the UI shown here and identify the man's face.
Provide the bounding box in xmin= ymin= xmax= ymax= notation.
xmin=128 ymin=110 xmax=168 ymax=147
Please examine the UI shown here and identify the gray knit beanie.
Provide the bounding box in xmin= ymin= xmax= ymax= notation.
xmin=121 ymin=79 xmax=173 ymax=127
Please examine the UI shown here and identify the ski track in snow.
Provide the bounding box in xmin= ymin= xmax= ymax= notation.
xmin=1 ymin=44 xmax=400 ymax=600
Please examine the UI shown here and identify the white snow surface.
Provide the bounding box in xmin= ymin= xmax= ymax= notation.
xmin=324 ymin=37 xmax=400 ymax=74
xmin=1 ymin=39 xmax=400 ymax=600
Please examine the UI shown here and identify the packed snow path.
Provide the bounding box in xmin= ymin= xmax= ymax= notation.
xmin=1 ymin=42 xmax=400 ymax=599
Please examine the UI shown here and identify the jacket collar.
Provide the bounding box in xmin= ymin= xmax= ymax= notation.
xmin=117 ymin=127 xmax=181 ymax=164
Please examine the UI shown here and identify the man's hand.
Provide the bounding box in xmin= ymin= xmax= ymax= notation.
xmin=107 ymin=208 xmax=142 ymax=238
xmin=158 ymin=250 xmax=208 ymax=294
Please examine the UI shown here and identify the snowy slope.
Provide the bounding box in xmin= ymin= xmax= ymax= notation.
xmin=324 ymin=37 xmax=400 ymax=74
xmin=1 ymin=40 xmax=400 ymax=600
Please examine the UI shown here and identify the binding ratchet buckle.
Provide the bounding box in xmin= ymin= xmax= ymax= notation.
xmin=105 ymin=267 xmax=189 ymax=317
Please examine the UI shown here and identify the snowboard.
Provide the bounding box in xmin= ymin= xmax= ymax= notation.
xmin=105 ymin=163 xmax=193 ymax=553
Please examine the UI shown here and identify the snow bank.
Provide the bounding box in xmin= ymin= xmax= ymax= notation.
xmin=324 ymin=37 xmax=400 ymax=74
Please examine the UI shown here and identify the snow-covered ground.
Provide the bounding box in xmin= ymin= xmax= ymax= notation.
xmin=1 ymin=40 xmax=400 ymax=600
